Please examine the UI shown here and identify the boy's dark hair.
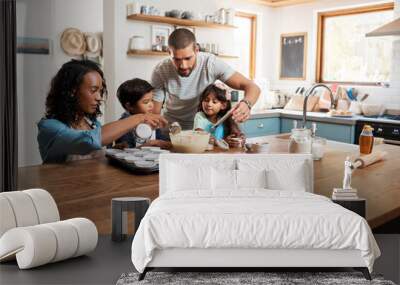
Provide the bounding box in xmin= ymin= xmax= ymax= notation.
xmin=117 ymin=78 xmax=154 ymax=111
xmin=198 ymin=84 xmax=237 ymax=136
xmin=168 ymin=28 xmax=196 ymax=50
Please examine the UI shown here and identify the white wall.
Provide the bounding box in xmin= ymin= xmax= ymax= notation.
xmin=17 ymin=0 xmax=103 ymax=166
xmin=267 ymin=0 xmax=400 ymax=108
xmin=103 ymin=0 xmax=274 ymax=122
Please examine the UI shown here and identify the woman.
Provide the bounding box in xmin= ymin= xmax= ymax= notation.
xmin=37 ymin=59 xmax=167 ymax=163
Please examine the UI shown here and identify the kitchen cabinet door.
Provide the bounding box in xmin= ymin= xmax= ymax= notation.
xmin=241 ymin=117 xmax=280 ymax=138
xmin=280 ymin=118 xmax=355 ymax=144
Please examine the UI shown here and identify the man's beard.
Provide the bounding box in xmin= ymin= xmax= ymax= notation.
xmin=178 ymin=68 xmax=192 ymax=77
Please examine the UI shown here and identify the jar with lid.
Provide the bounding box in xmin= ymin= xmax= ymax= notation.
xmin=129 ymin=35 xmax=145 ymax=51
xmin=288 ymin=128 xmax=312 ymax=154
xmin=359 ymin=125 xmax=374 ymax=154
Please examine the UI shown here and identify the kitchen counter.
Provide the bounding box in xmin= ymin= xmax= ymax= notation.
xmin=250 ymin=109 xmax=400 ymax=125
xmin=17 ymin=143 xmax=400 ymax=233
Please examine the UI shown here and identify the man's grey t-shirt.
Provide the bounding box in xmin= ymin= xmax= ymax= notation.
xmin=151 ymin=52 xmax=235 ymax=130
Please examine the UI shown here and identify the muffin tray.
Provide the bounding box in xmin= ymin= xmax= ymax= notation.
xmin=105 ymin=147 xmax=170 ymax=174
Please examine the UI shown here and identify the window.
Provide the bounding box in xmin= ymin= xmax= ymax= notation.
xmin=234 ymin=12 xmax=257 ymax=79
xmin=316 ymin=3 xmax=394 ymax=85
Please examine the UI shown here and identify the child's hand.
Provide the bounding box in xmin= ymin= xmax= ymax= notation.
xmin=113 ymin=142 xmax=129 ymax=149
xmin=225 ymin=134 xmax=246 ymax=148
xmin=142 ymin=114 xmax=168 ymax=129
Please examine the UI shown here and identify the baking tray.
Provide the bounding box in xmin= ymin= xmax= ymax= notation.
xmin=106 ymin=154 xmax=159 ymax=175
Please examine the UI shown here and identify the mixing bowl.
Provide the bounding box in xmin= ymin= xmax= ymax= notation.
xmin=170 ymin=130 xmax=210 ymax=153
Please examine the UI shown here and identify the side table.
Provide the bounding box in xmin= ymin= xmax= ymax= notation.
xmin=111 ymin=197 xmax=150 ymax=242
xmin=332 ymin=198 xmax=366 ymax=218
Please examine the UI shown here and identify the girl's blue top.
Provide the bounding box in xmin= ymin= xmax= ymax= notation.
xmin=37 ymin=118 xmax=102 ymax=163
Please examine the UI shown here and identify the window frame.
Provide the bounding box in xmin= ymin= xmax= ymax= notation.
xmin=316 ymin=2 xmax=394 ymax=86
xmin=235 ymin=11 xmax=257 ymax=80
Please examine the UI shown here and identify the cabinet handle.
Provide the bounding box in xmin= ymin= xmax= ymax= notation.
xmin=257 ymin=123 xmax=264 ymax=128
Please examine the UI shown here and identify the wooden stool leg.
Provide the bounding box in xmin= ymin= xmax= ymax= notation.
xmin=134 ymin=201 xmax=150 ymax=234
xmin=112 ymin=201 xmax=124 ymax=241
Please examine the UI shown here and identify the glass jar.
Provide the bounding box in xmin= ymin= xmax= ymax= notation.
xmin=359 ymin=125 xmax=374 ymax=154
xmin=311 ymin=136 xmax=326 ymax=160
xmin=288 ymin=128 xmax=312 ymax=154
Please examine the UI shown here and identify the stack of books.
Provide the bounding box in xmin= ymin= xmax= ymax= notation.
xmin=332 ymin=188 xmax=358 ymax=200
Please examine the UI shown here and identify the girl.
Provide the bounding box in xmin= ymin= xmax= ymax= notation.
xmin=115 ymin=78 xmax=171 ymax=149
xmin=193 ymin=84 xmax=245 ymax=147
xmin=37 ymin=59 xmax=167 ymax=163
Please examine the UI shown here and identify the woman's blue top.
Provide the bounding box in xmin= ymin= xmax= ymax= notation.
xmin=37 ymin=118 xmax=102 ymax=163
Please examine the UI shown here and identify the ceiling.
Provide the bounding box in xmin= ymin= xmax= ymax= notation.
xmin=247 ymin=0 xmax=316 ymax=7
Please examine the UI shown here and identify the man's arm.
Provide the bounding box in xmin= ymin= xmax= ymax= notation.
xmin=224 ymin=72 xmax=261 ymax=123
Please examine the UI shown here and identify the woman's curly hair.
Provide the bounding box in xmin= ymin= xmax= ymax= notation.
xmin=45 ymin=59 xmax=107 ymax=125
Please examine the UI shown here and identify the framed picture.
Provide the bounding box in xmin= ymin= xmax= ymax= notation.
xmin=279 ymin=33 xmax=307 ymax=80
xmin=174 ymin=26 xmax=196 ymax=35
xmin=17 ymin=37 xmax=50 ymax=54
xmin=151 ymin=25 xmax=172 ymax=48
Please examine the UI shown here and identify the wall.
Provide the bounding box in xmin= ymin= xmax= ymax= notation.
xmin=268 ymin=0 xmax=400 ymax=109
xmin=103 ymin=0 xmax=274 ymax=123
xmin=16 ymin=0 xmax=103 ymax=166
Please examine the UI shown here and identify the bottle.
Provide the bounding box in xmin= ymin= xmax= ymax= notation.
xmin=359 ymin=125 xmax=374 ymax=154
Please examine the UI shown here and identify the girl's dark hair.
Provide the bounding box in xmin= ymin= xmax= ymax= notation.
xmin=198 ymin=84 xmax=237 ymax=136
xmin=45 ymin=59 xmax=107 ymax=125
xmin=117 ymin=78 xmax=154 ymax=113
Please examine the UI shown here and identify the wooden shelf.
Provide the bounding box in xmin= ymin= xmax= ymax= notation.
xmin=127 ymin=14 xmax=237 ymax=29
xmin=127 ymin=49 xmax=239 ymax=59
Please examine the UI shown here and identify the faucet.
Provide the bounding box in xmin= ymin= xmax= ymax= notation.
xmin=302 ymin=83 xmax=335 ymax=128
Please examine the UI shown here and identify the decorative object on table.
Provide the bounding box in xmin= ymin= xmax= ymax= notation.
xmin=332 ymin=151 xmax=387 ymax=200
xmin=279 ymin=33 xmax=307 ymax=80
xmin=16 ymin=37 xmax=50 ymax=54
xmin=332 ymin=199 xmax=366 ymax=218
xmin=129 ymin=35 xmax=145 ymax=51
xmin=151 ymin=25 xmax=171 ymax=52
xmin=60 ymin=27 xmax=86 ymax=56
xmin=111 ymin=197 xmax=150 ymax=242
xmin=0 ymin=189 xmax=98 ymax=269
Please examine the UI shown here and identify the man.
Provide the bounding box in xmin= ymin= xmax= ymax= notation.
xmin=151 ymin=28 xmax=260 ymax=130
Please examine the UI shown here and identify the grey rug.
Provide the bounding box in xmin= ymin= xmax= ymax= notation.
xmin=116 ymin=271 xmax=396 ymax=285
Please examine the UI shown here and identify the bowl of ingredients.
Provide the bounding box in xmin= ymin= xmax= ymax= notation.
xmin=170 ymin=130 xmax=210 ymax=153
xmin=361 ymin=103 xmax=385 ymax=117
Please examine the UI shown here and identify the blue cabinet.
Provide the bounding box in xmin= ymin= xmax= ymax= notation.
xmin=241 ymin=117 xmax=280 ymax=138
xmin=280 ymin=118 xmax=355 ymax=144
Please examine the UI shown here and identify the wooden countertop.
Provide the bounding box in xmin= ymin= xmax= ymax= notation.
xmin=18 ymin=143 xmax=400 ymax=234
